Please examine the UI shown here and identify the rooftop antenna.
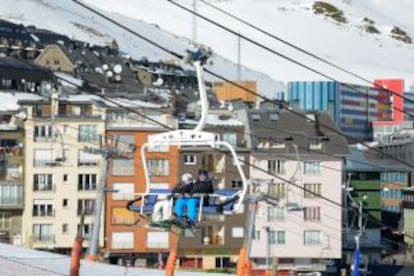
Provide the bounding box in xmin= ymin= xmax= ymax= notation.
xmin=192 ymin=0 xmax=197 ymax=45
xmin=237 ymin=31 xmax=241 ymax=81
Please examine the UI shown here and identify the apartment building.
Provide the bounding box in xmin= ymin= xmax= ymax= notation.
xmin=102 ymin=100 xmax=178 ymax=267
xmin=237 ymin=109 xmax=348 ymax=274
xmin=21 ymin=94 xmax=105 ymax=252
xmin=287 ymin=81 xmax=393 ymax=141
xmin=176 ymin=110 xmax=249 ymax=270
xmin=0 ymin=93 xmax=27 ymax=245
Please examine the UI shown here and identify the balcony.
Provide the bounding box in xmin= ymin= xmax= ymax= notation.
xmin=33 ymin=234 xmax=55 ymax=243
xmin=0 ymin=184 xmax=23 ymax=208
xmin=147 ymin=240 xmax=169 ymax=249
xmin=112 ymin=215 xmax=136 ymax=225
xmin=77 ymin=207 xmax=95 ymax=216
xmin=33 ymin=183 xmax=55 ymax=192
xmin=0 ymin=156 xmax=23 ymax=182
xmin=32 ymin=209 xmax=55 ymax=217
xmin=111 ymin=241 xmax=134 ymax=250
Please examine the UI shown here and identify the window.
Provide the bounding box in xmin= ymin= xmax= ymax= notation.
xmin=0 ymin=185 xmax=22 ymax=205
xmin=78 ymin=150 xmax=99 ymax=166
xmin=78 ymin=223 xmax=92 ymax=239
xmin=304 ymin=161 xmax=320 ymax=174
xmin=232 ymin=227 xmax=244 ymax=238
xmin=77 ymin=199 xmax=95 ymax=215
xmin=304 ymin=207 xmax=321 ymax=221
xmin=63 ymin=174 xmax=68 ymax=182
xmin=112 ymin=183 xmax=134 ymax=200
xmin=112 ymin=158 xmax=134 ymax=176
xmin=78 ymin=125 xmax=98 ymax=143
xmin=148 ymin=159 xmax=169 ymax=176
xmin=62 ymin=199 xmax=68 ymax=207
xmin=304 ymin=183 xmax=322 ymax=198
xmin=34 ymin=125 xmax=53 ymax=141
xmin=269 ymin=113 xmax=279 ymax=121
xmin=112 ymin=134 xmax=135 ymax=153
xmin=33 ymin=224 xmax=53 ymax=242
xmin=269 ymin=183 xmax=286 ymax=198
xmin=0 ymin=213 xmax=11 ymax=229
xmin=304 ymin=230 xmax=321 ymax=245
xmin=112 ymin=207 xmax=135 ymax=225
xmin=78 ymin=174 xmax=97 ymax=191
xmin=33 ymin=174 xmax=53 ymax=191
xmin=33 ymin=149 xmax=53 ymax=167
xmin=183 ymin=154 xmax=196 ymax=165
xmin=268 ymin=160 xmax=285 ymax=174
xmin=232 ymin=180 xmax=243 ymax=188
xmin=269 ymin=230 xmax=285 ymax=244
xmin=146 ymin=232 xmax=168 ymax=249
xmin=221 ymin=132 xmax=237 ymax=146
xmin=251 ymin=114 xmax=260 ymax=121
xmin=32 ymin=199 xmax=53 ymax=217
xmin=309 ymin=140 xmax=323 ymax=150
xmin=62 ymin=224 xmax=68 ymax=234
xmin=268 ymin=207 xmax=284 ymax=221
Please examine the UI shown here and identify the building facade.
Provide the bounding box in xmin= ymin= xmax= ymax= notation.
xmin=287 ymin=81 xmax=392 ymax=141
xmin=238 ymin=109 xmax=348 ymax=273
xmin=21 ymin=94 xmax=106 ymax=252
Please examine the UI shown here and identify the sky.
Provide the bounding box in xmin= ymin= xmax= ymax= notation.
xmin=1 ymin=0 xmax=414 ymax=97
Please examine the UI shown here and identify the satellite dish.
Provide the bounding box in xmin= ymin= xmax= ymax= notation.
xmin=102 ymin=64 xmax=109 ymax=71
xmin=114 ymin=74 xmax=121 ymax=82
xmin=106 ymin=71 xmax=113 ymax=78
xmin=153 ymin=77 xmax=164 ymax=87
xmin=113 ymin=64 xmax=122 ymax=74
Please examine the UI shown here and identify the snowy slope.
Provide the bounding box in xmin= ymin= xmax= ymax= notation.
xmin=1 ymin=0 xmax=414 ymax=95
xmin=82 ymin=0 xmax=414 ymax=90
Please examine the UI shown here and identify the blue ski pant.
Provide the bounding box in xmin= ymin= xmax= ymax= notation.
xmin=173 ymin=198 xmax=200 ymax=222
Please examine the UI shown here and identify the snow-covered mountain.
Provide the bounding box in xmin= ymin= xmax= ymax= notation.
xmin=1 ymin=0 xmax=414 ymax=96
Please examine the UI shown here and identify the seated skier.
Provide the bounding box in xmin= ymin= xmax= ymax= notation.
xmin=173 ymin=169 xmax=214 ymax=227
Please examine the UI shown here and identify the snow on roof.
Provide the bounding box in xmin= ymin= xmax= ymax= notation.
xmin=0 ymin=243 xmax=230 ymax=276
xmin=183 ymin=114 xmax=243 ymax=126
xmin=54 ymin=71 xmax=84 ymax=88
xmin=106 ymin=97 xmax=165 ymax=109
xmin=0 ymin=93 xmax=19 ymax=112
xmin=0 ymin=91 xmax=44 ymax=111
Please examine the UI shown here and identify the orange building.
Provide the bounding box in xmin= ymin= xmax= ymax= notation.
xmin=213 ymin=81 xmax=257 ymax=103
xmin=103 ymin=114 xmax=179 ymax=267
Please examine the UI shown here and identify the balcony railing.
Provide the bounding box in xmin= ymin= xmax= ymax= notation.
xmin=0 ymin=197 xmax=22 ymax=207
xmin=32 ymin=209 xmax=55 ymax=217
xmin=111 ymin=241 xmax=134 ymax=249
xmin=112 ymin=216 xmax=136 ymax=225
xmin=78 ymin=207 xmax=95 ymax=216
xmin=33 ymin=234 xmax=55 ymax=243
xmin=147 ymin=241 xmax=169 ymax=249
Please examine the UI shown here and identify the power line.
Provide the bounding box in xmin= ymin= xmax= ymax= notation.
xmin=167 ymin=0 xmax=414 ymax=123
xmin=72 ymin=0 xmax=414 ymax=172
xmin=69 ymin=0 xmax=412 ymax=238
xmin=197 ymin=0 xmax=414 ymax=106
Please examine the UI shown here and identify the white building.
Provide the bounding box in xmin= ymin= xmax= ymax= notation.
xmin=21 ymin=93 xmax=105 ymax=251
xmin=237 ymin=108 xmax=348 ymax=273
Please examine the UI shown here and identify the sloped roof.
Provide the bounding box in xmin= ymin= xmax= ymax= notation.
xmin=247 ymin=109 xmax=349 ymax=157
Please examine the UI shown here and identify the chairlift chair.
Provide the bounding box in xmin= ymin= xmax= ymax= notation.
xmin=127 ymin=48 xmax=248 ymax=229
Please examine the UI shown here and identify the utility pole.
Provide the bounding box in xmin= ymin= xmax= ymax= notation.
xmin=84 ymin=137 xmax=122 ymax=262
xmin=84 ymin=149 xmax=110 ymax=262
xmin=345 ymin=173 xmax=366 ymax=276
